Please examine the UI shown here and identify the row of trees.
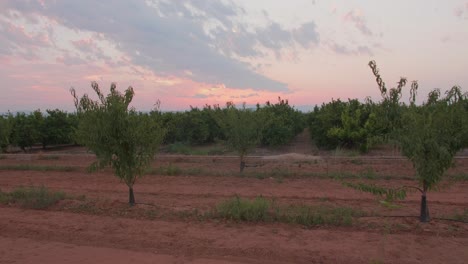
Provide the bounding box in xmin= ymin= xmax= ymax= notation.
xmin=156 ymin=97 xmax=305 ymax=147
xmin=0 ymin=110 xmax=78 ymax=152
xmin=0 ymin=98 xmax=306 ymax=153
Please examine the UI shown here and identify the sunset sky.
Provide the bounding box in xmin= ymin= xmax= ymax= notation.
xmin=1 ymin=0 xmax=467 ymax=112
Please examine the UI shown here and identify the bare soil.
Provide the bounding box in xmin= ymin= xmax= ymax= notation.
xmin=0 ymin=150 xmax=467 ymax=263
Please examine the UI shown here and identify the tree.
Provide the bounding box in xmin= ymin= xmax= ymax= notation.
xmin=10 ymin=110 xmax=43 ymax=152
xmin=71 ymin=82 xmax=165 ymax=205
xmin=398 ymin=86 xmax=467 ymax=222
xmin=0 ymin=114 xmax=13 ymax=152
xmin=347 ymin=61 xmax=468 ymax=222
xmin=214 ymin=102 xmax=264 ymax=173
xmin=40 ymin=109 xmax=75 ymax=148
xmin=259 ymin=97 xmax=306 ymax=147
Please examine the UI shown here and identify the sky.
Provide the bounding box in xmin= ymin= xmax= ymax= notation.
xmin=1 ymin=0 xmax=467 ymax=112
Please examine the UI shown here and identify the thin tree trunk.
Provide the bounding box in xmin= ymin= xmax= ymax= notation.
xmin=420 ymin=191 xmax=430 ymax=222
xmin=129 ymin=186 xmax=135 ymax=206
xmin=240 ymin=155 xmax=245 ymax=173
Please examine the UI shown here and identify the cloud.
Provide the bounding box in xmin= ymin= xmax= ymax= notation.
xmin=0 ymin=17 xmax=51 ymax=60
xmin=329 ymin=42 xmax=373 ymax=56
xmin=343 ymin=9 xmax=373 ymax=36
xmin=454 ymin=2 xmax=468 ymax=18
xmin=55 ymin=53 xmax=87 ymax=66
xmin=0 ymin=0 xmax=311 ymax=92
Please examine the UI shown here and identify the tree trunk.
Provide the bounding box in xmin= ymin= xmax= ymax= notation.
xmin=240 ymin=154 xmax=245 ymax=173
xmin=129 ymin=186 xmax=135 ymax=206
xmin=419 ymin=192 xmax=430 ymax=222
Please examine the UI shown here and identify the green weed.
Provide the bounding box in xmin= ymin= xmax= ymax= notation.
xmin=215 ymin=195 xmax=271 ymax=222
xmin=214 ymin=195 xmax=363 ymax=227
xmin=0 ymin=164 xmax=78 ymax=172
xmin=0 ymin=186 xmax=66 ymax=209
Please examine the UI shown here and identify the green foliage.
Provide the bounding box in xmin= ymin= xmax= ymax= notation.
xmin=40 ymin=109 xmax=77 ymax=148
xmin=215 ymin=195 xmax=362 ymax=226
xmin=71 ymin=82 xmax=165 ymax=205
xmin=10 ymin=110 xmax=43 ymax=151
xmin=0 ymin=164 xmax=78 ymax=172
xmin=0 ymin=114 xmax=13 ymax=152
xmin=0 ymin=186 xmax=66 ymax=209
xmin=309 ymin=99 xmax=378 ymax=152
xmin=398 ymin=86 xmax=468 ymax=191
xmin=157 ymin=105 xmax=224 ymax=145
xmin=345 ymin=60 xmax=468 ymax=222
xmin=216 ymin=195 xmax=271 ymax=222
xmin=259 ymin=97 xmax=306 ymax=147
xmin=342 ymin=182 xmax=407 ymax=202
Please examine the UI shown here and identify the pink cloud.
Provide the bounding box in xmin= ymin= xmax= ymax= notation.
xmin=454 ymin=2 xmax=468 ymax=18
xmin=343 ymin=9 xmax=373 ymax=36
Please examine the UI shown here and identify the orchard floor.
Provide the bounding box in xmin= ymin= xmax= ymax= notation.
xmin=0 ymin=151 xmax=467 ymax=264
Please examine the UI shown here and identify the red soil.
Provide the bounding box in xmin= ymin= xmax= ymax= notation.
xmin=0 ymin=153 xmax=467 ymax=263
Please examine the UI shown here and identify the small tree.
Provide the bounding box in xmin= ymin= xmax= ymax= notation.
xmin=214 ymin=102 xmax=264 ymax=173
xmin=347 ymin=61 xmax=468 ymax=222
xmin=398 ymin=86 xmax=467 ymax=222
xmin=71 ymin=82 xmax=165 ymax=205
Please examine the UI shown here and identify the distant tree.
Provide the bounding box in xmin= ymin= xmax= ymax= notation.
xmin=259 ymin=97 xmax=306 ymax=147
xmin=214 ymin=102 xmax=264 ymax=173
xmin=10 ymin=110 xmax=43 ymax=152
xmin=0 ymin=114 xmax=13 ymax=152
xmin=40 ymin=109 xmax=75 ymax=148
xmin=71 ymin=82 xmax=165 ymax=205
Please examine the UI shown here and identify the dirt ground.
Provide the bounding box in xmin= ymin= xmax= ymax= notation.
xmin=0 ymin=150 xmax=467 ymax=264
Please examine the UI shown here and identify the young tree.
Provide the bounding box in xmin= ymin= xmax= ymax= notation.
xmin=214 ymin=102 xmax=264 ymax=173
xmin=398 ymin=86 xmax=467 ymax=222
xmin=71 ymin=82 xmax=165 ymax=205
xmin=347 ymin=61 xmax=468 ymax=222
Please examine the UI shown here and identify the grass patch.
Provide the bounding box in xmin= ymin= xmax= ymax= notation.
xmin=165 ymin=142 xmax=192 ymax=155
xmin=216 ymin=195 xmax=271 ymax=222
xmin=214 ymin=195 xmax=363 ymax=227
xmin=165 ymin=142 xmax=227 ymax=155
xmin=0 ymin=164 xmax=79 ymax=172
xmin=0 ymin=186 xmax=66 ymax=209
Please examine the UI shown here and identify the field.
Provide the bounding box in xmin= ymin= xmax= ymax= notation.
xmin=0 ymin=147 xmax=467 ymax=264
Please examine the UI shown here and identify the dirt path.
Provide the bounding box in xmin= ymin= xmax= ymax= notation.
xmin=1 ymin=207 xmax=467 ymax=264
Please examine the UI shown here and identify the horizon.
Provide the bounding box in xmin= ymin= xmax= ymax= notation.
xmin=1 ymin=1 xmax=467 ymax=112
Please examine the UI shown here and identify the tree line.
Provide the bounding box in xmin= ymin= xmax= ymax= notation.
xmin=0 ymin=97 xmax=306 ymax=153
